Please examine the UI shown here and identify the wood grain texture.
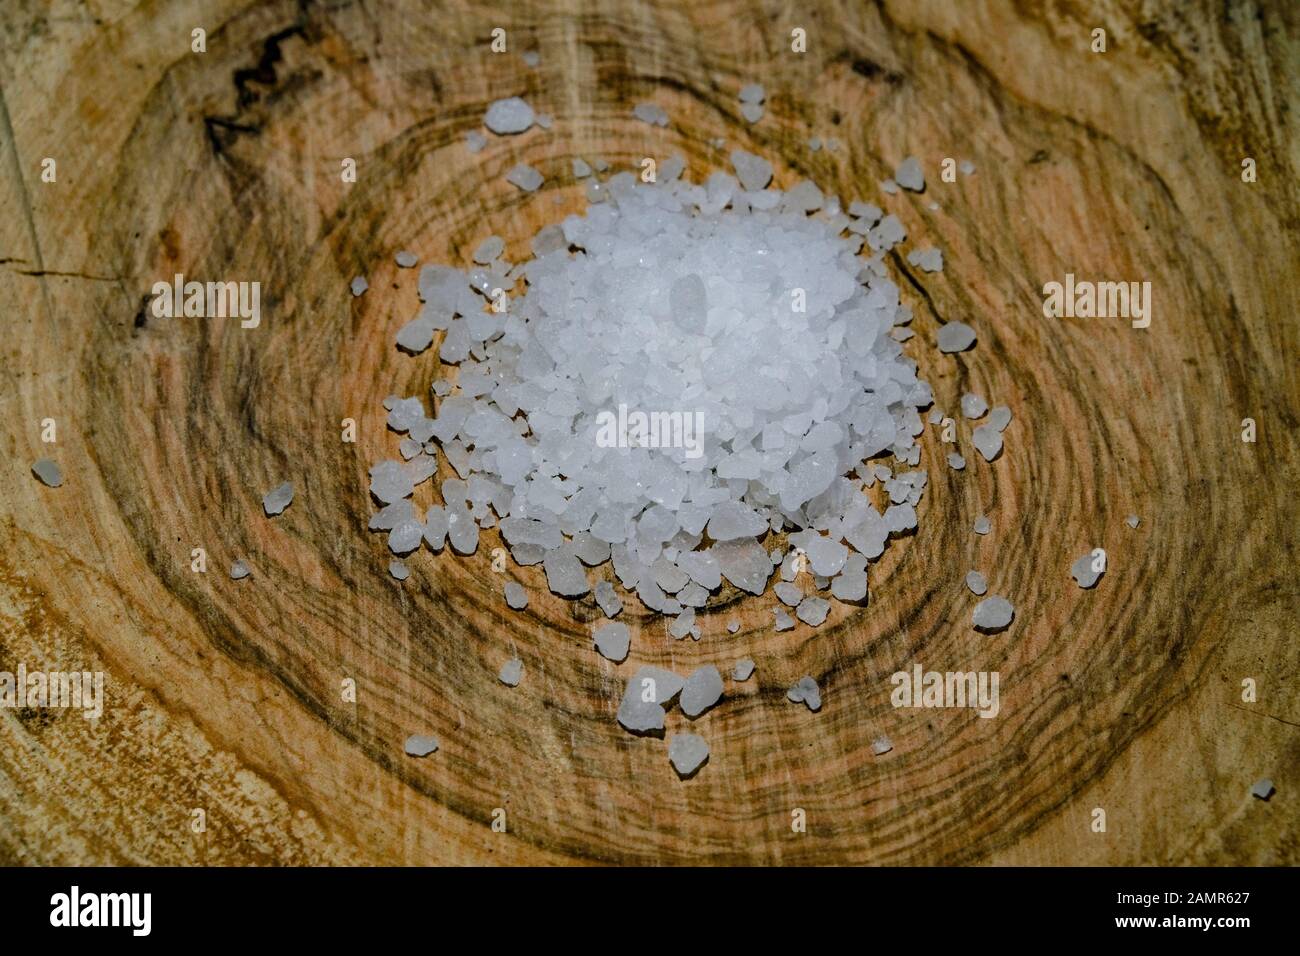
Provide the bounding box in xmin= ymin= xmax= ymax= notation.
xmin=0 ymin=0 xmax=1296 ymax=865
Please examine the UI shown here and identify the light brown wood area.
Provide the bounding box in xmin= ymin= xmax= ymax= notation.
xmin=0 ymin=0 xmax=1296 ymax=866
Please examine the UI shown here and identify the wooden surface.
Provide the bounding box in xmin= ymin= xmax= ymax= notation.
xmin=1 ymin=0 xmax=1296 ymax=865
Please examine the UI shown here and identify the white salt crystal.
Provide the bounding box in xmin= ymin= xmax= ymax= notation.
xmin=972 ymin=424 xmax=1003 ymax=461
xmin=632 ymin=102 xmax=669 ymax=127
xmin=473 ymin=235 xmax=505 ymax=264
xmin=960 ymin=393 xmax=988 ymax=418
xmin=395 ymin=317 xmax=434 ymax=353
xmin=947 ymin=452 xmax=966 ymax=471
xmin=668 ymin=733 xmax=710 ymax=776
xmin=727 ymin=620 xmax=741 ymax=634
xmin=774 ymin=608 xmax=795 ymax=631
xmin=966 ymin=570 xmax=988 ymax=595
xmin=680 ymin=665 xmax=723 ymax=717
xmin=594 ymin=580 xmax=623 ymax=618
xmin=937 ymin=321 xmax=976 ymax=353
xmin=907 ymin=247 xmax=943 ymax=272
xmin=973 ymin=515 xmax=991 ymax=535
xmin=1250 ymin=778 xmax=1275 ymax=800
xmin=389 ymin=559 xmax=409 ymax=581
xmin=871 ymin=734 xmax=893 ymax=755
xmin=959 ymin=160 xmax=976 ymax=175
xmin=594 ymin=621 xmax=631 ymax=661
xmin=543 ymin=547 xmax=588 ymax=596
xmin=787 ymin=676 xmax=821 ymax=711
xmin=498 ymin=657 xmax=523 ymax=687
xmin=230 ymin=559 xmax=251 ymax=580
xmin=522 ymin=50 xmax=540 ymax=68
xmin=972 ymin=595 xmax=1014 ymax=631
xmin=895 ymin=156 xmax=925 ymax=191
xmin=668 ymin=607 xmax=696 ymax=640
xmin=350 ymin=276 xmax=368 ymax=297
xmin=388 ymin=517 xmax=424 ymax=554
xmin=733 ymin=658 xmax=755 ymax=681
xmin=536 ymin=113 xmax=553 ymax=129
xmin=989 ymin=406 xmax=1013 ymax=431
xmin=31 ymin=459 xmax=62 ymax=487
xmin=1070 ymin=551 xmax=1105 ymax=588
xmin=796 ymin=596 xmax=831 ymax=626
xmin=808 ymin=136 xmax=822 ymax=152
xmin=730 ymin=150 xmax=773 ymax=191
xmin=1126 ymin=514 xmax=1140 ymax=529
xmin=881 ymin=179 xmax=899 ymax=194
xmin=572 ymin=158 xmax=592 ymax=178
xmin=395 ymin=250 xmax=418 ymax=268
xmin=506 ymin=163 xmax=543 ymax=192
xmin=404 ymin=734 xmax=439 ymax=757
xmin=262 ymin=481 xmax=294 ymax=516
xmin=775 ymin=582 xmax=802 ymax=607
xmin=504 ymin=581 xmax=528 ymax=609
xmin=740 ymin=102 xmax=764 ymax=123
xmin=485 ymin=96 xmax=535 ymax=134
xmin=465 ymin=130 xmax=487 ymax=153
xmin=739 ymin=83 xmax=766 ymax=103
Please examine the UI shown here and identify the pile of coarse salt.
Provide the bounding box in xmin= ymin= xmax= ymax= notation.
xmin=368 ymin=145 xmax=1013 ymax=771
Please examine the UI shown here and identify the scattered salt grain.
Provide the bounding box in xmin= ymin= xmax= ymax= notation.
xmin=966 ymin=570 xmax=988 ymax=595
xmin=262 ymin=481 xmax=294 ymax=516
xmin=907 ymin=247 xmax=943 ymax=272
xmin=1126 ymin=515 xmax=1140 ymax=529
xmin=959 ymin=160 xmax=976 ymax=175
xmin=395 ymin=250 xmax=418 ymax=268
xmin=350 ymin=276 xmax=368 ymax=297
xmin=808 ymin=136 xmax=822 ymax=152
xmin=739 ymin=83 xmax=765 ymax=104
xmin=594 ymin=580 xmax=623 ymax=618
xmin=937 ymin=321 xmax=976 ymax=353
xmin=230 ymin=559 xmax=251 ymax=580
xmin=1250 ymin=778 xmax=1275 ymax=800
xmin=871 ymin=734 xmax=893 ymax=755
xmin=730 ymin=150 xmax=773 ymax=191
xmin=680 ymin=665 xmax=723 ymax=717
xmin=727 ymin=620 xmax=740 ymax=634
xmin=972 ymin=595 xmax=1014 ymax=632
xmin=881 ymin=179 xmax=899 ymax=195
xmin=465 ymin=130 xmax=487 ymax=153
xmin=973 ymin=515 xmax=991 ymax=535
xmin=733 ymin=658 xmax=755 ymax=681
xmin=972 ymin=424 xmax=1003 ymax=462
xmin=1070 ymin=551 xmax=1105 ymax=588
xmin=740 ymin=102 xmax=764 ymax=123
xmin=505 ymin=581 xmax=528 ymax=609
xmin=473 ymin=235 xmax=505 ymax=264
xmin=485 ymin=96 xmax=535 ymax=134
xmin=389 ymin=559 xmax=409 ymax=581
xmin=787 ymin=676 xmax=822 ymax=711
xmin=947 ymin=452 xmax=966 ymax=471
xmin=521 ymin=50 xmax=540 ymax=68
xmin=572 ymin=158 xmax=592 ymax=178
xmin=506 ymin=163 xmax=544 ymax=192
xmin=31 ymin=459 xmax=62 ymax=487
xmin=593 ymin=621 xmax=631 ymax=661
xmin=796 ymin=596 xmax=831 ymax=626
xmin=404 ymin=734 xmax=439 ymax=757
xmin=632 ymin=102 xmax=669 ymax=127
xmin=668 ymin=733 xmax=710 ymax=776
xmin=498 ymin=657 xmax=523 ymax=687
xmin=774 ymin=608 xmax=796 ymax=632
xmin=960 ymin=393 xmax=988 ymax=419
xmin=895 ymin=156 xmax=925 ymax=192
xmin=536 ymin=113 xmax=554 ymax=129
xmin=775 ymin=582 xmax=803 ymax=607
xmin=989 ymin=405 xmax=1013 ymax=431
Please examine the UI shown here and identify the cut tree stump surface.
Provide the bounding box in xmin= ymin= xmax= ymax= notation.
xmin=0 ymin=0 xmax=1296 ymax=864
